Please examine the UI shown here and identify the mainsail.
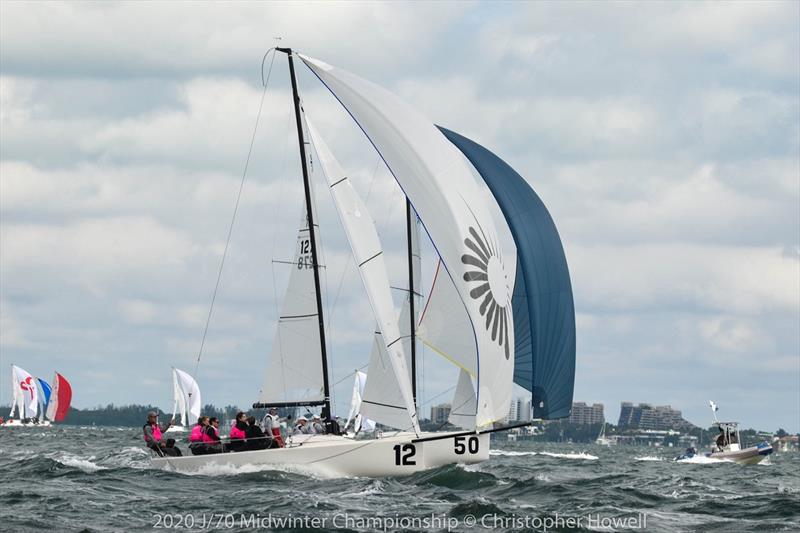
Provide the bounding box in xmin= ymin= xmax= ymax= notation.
xmin=9 ymin=365 xmax=38 ymax=420
xmin=259 ymin=204 xmax=325 ymax=406
xmin=300 ymin=55 xmax=515 ymax=427
xmin=439 ymin=127 xmax=576 ymax=419
xmin=306 ymin=118 xmax=419 ymax=434
xmin=45 ymin=372 xmax=72 ymax=422
xmin=174 ymin=368 xmax=202 ymax=425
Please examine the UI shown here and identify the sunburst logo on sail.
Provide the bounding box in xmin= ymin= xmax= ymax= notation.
xmin=461 ymin=226 xmax=511 ymax=359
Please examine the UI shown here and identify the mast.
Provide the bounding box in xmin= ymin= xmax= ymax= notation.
xmin=405 ymin=199 xmax=417 ymax=410
xmin=276 ymin=47 xmax=332 ymax=421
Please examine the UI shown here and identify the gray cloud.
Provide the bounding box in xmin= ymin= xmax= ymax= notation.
xmin=1 ymin=1 xmax=797 ymax=431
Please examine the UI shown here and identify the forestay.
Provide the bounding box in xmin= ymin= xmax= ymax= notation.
xmin=306 ymin=118 xmax=419 ymax=434
xmin=439 ymin=127 xmax=576 ymax=419
xmin=300 ymin=55 xmax=515 ymax=427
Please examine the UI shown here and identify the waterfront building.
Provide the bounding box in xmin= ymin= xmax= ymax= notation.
xmin=569 ymin=402 xmax=605 ymax=425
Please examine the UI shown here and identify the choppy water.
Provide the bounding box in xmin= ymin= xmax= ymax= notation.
xmin=1 ymin=427 xmax=798 ymax=532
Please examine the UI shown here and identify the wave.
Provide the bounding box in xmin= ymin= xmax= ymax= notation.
xmin=675 ymin=455 xmax=731 ymax=465
xmin=53 ymin=453 xmax=106 ymax=472
xmin=634 ymin=455 xmax=664 ymax=462
xmin=490 ymin=449 xmax=538 ymax=457
xmin=539 ymin=451 xmax=598 ymax=460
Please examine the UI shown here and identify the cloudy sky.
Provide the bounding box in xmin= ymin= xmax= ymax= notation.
xmin=1 ymin=1 xmax=798 ymax=432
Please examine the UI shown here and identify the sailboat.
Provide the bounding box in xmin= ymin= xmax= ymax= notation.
xmin=151 ymin=48 xmax=575 ymax=477
xmin=3 ymin=365 xmax=70 ymax=426
xmin=165 ymin=368 xmax=202 ymax=433
xmin=595 ymin=422 xmax=614 ymax=446
xmin=44 ymin=372 xmax=72 ymax=423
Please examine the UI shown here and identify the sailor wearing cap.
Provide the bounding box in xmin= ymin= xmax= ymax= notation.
xmin=292 ymin=416 xmax=310 ymax=436
xmin=143 ymin=411 xmax=177 ymax=456
xmin=310 ymin=414 xmax=326 ymax=435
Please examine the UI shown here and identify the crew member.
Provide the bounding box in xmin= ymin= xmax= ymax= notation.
xmin=245 ymin=416 xmax=270 ymax=450
xmin=204 ymin=417 xmax=222 ymax=454
xmin=143 ymin=411 xmax=177 ymax=456
xmin=227 ymin=411 xmax=248 ymax=452
xmin=293 ymin=416 xmax=309 ymax=435
xmin=189 ymin=416 xmax=210 ymax=455
xmin=262 ymin=407 xmax=285 ymax=448
xmin=310 ymin=414 xmax=326 ymax=435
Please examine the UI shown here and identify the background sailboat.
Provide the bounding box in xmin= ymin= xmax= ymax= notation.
xmin=166 ymin=368 xmax=202 ymax=432
xmin=44 ymin=372 xmax=72 ymax=423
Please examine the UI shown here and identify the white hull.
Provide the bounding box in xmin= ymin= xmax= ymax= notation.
xmin=707 ymin=443 xmax=773 ymax=465
xmin=151 ymin=431 xmax=490 ymax=477
xmin=165 ymin=425 xmax=188 ymax=433
xmin=1 ymin=419 xmax=52 ymax=427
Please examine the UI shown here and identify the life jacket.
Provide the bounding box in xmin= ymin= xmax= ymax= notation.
xmin=229 ymin=424 xmax=246 ymax=440
xmin=189 ymin=424 xmax=204 ymax=443
xmin=143 ymin=422 xmax=162 ymax=443
xmin=201 ymin=426 xmax=218 ymax=444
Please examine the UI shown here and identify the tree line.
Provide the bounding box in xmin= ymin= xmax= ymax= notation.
xmin=0 ymin=403 xmax=245 ymax=427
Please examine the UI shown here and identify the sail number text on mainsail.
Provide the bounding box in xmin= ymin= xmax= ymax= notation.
xmin=297 ymin=239 xmax=312 ymax=269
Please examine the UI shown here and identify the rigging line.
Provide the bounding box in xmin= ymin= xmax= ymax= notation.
xmin=330 ymin=363 xmax=369 ymax=389
xmin=194 ymin=48 xmax=278 ymax=379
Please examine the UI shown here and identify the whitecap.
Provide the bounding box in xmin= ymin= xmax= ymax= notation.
xmin=675 ymin=455 xmax=731 ymax=465
xmin=489 ymin=449 xmax=537 ymax=457
xmin=634 ymin=455 xmax=664 ymax=462
xmin=539 ymin=451 xmax=598 ymax=460
xmin=55 ymin=453 xmax=106 ymax=472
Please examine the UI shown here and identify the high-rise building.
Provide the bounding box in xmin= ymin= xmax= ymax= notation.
xmin=569 ymin=402 xmax=605 ymax=425
xmin=618 ymin=402 xmax=691 ymax=430
xmin=506 ymin=397 xmax=532 ymax=422
xmin=431 ymin=404 xmax=451 ymax=424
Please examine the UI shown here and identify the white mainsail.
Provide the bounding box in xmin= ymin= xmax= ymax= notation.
xmin=300 ymin=55 xmax=515 ymax=427
xmin=9 ymin=365 xmax=38 ymax=420
xmin=306 ymin=118 xmax=419 ymax=434
xmin=174 ymin=368 xmax=202 ymax=425
xmin=259 ymin=204 xmax=325 ymax=405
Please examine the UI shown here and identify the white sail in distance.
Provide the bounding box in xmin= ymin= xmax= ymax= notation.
xmin=306 ymin=117 xmax=419 ymax=434
xmin=10 ymin=365 xmax=38 ymax=419
xmin=344 ymin=371 xmax=375 ymax=433
xmin=171 ymin=368 xmax=187 ymax=426
xmin=300 ymin=55 xmax=515 ymax=427
xmin=175 ymin=368 xmax=202 ymax=425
